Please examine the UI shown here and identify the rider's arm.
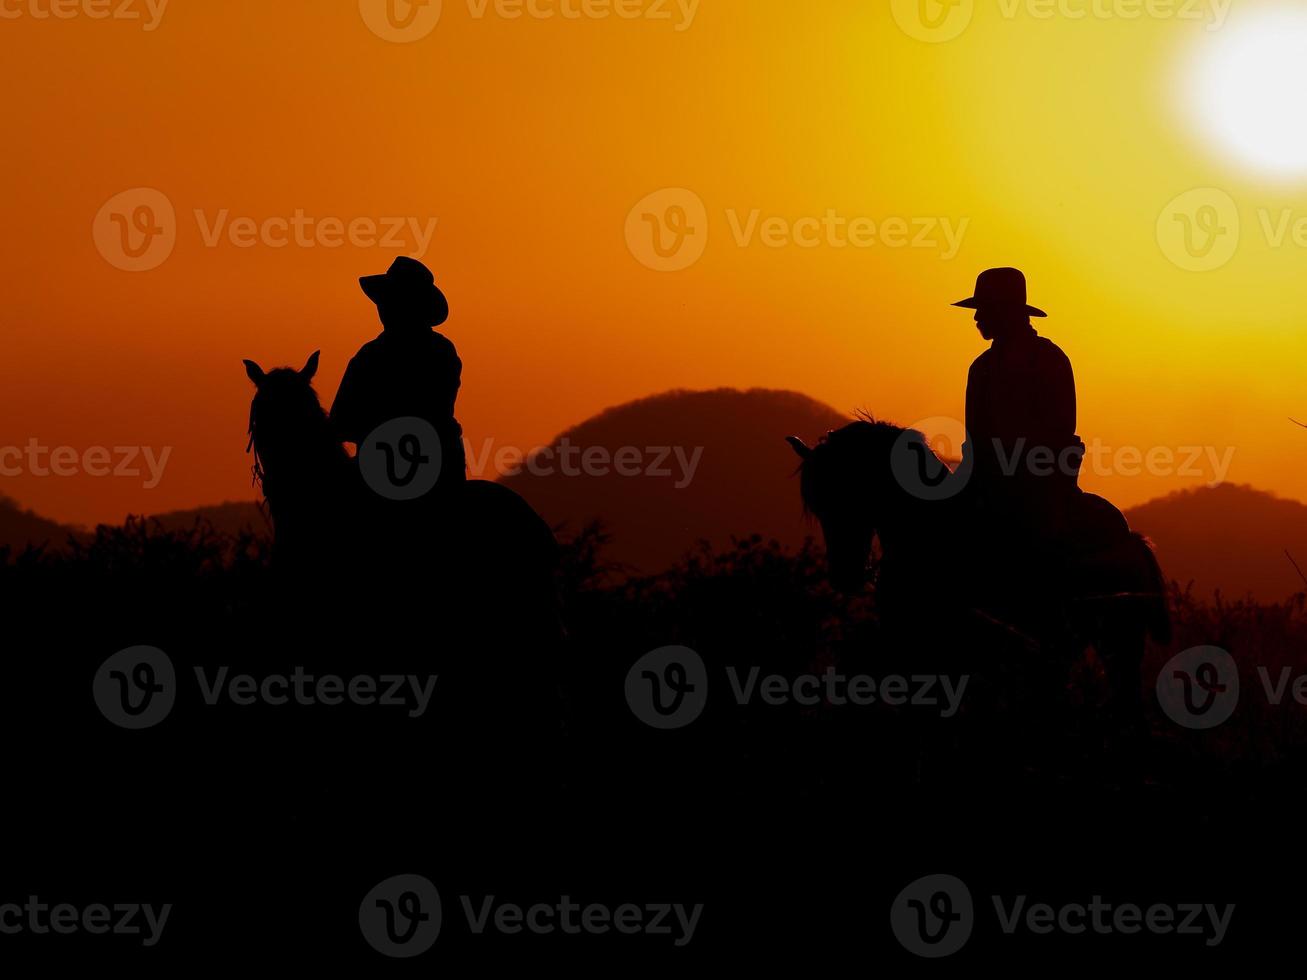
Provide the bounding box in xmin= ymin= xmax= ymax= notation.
xmin=330 ymin=357 xmax=365 ymax=445
xmin=432 ymin=333 xmax=462 ymax=418
xmin=1049 ymin=347 xmax=1076 ymax=439
xmin=963 ymin=355 xmax=988 ymax=463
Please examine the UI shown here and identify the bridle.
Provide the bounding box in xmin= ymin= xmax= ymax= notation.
xmin=246 ymin=399 xmax=267 ymax=493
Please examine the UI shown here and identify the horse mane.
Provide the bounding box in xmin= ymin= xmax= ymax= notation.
xmin=246 ymin=368 xmax=343 ymax=500
xmin=795 ymin=415 xmax=918 ymax=516
xmin=247 ymin=400 xmax=266 ymax=491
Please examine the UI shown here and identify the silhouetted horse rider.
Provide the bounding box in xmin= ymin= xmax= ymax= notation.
xmin=331 ymin=256 xmax=467 ymax=488
xmin=954 ymin=268 xmax=1084 ymax=550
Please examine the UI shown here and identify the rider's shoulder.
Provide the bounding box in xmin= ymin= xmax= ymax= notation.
xmin=429 ymin=331 xmax=459 ymax=357
xmin=378 ymin=329 xmax=458 ymax=356
xmin=351 ymin=334 xmax=388 ymax=359
xmin=1031 ymin=333 xmax=1071 ymax=364
xmin=340 ymin=335 xmax=386 ymax=375
xmin=969 ymin=347 xmax=995 ymax=373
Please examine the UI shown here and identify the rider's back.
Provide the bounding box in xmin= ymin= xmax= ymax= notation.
xmin=330 ymin=329 xmax=462 ymax=446
xmin=965 ymin=329 xmax=1076 ymax=480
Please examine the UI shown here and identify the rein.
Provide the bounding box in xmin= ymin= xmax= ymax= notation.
xmin=247 ymin=402 xmax=267 ymax=492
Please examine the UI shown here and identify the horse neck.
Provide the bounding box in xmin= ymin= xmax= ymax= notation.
xmin=256 ymin=417 xmax=348 ymax=513
xmin=869 ymin=476 xmax=952 ymax=566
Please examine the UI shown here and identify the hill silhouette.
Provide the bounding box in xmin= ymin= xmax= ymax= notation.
xmin=148 ymin=501 xmax=268 ymax=538
xmin=499 ymin=388 xmax=848 ymax=573
xmin=8 ymin=403 xmax=1307 ymax=603
xmin=0 ymin=497 xmax=268 ymax=554
xmin=1126 ymin=483 xmax=1307 ymax=603
xmin=0 ymin=495 xmax=77 ymax=552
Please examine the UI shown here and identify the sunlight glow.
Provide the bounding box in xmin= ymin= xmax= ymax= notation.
xmin=1185 ymin=8 xmax=1307 ymax=177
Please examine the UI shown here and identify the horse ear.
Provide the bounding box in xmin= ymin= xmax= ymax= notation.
xmin=300 ymin=350 xmax=320 ymax=381
xmin=243 ymin=360 xmax=266 ymax=386
xmin=786 ymin=436 xmax=813 ymax=459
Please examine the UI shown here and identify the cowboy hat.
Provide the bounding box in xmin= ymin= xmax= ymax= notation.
xmin=952 ymin=267 xmax=1046 ymax=318
xmin=360 ymin=256 xmax=449 ymax=327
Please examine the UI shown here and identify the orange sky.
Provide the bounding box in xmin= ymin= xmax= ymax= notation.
xmin=5 ymin=0 xmax=1307 ymax=526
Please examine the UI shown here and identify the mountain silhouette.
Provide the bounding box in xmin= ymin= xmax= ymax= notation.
xmin=498 ymin=388 xmax=848 ymax=573
xmin=0 ymin=497 xmax=267 ymax=553
xmin=1126 ymin=483 xmax=1307 ymax=603
xmin=9 ymin=402 xmax=1307 ymax=603
xmin=147 ymin=501 xmax=268 ymax=538
xmin=0 ymin=495 xmax=77 ymax=552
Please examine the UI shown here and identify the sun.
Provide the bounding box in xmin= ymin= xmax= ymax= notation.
xmin=1184 ymin=7 xmax=1307 ymax=178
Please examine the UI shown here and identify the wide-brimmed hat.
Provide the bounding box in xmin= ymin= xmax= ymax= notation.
xmin=952 ymin=267 xmax=1046 ymax=318
xmin=360 ymin=256 xmax=449 ymax=327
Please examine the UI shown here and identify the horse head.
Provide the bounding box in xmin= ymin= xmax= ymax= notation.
xmin=243 ymin=350 xmax=345 ymax=507
xmin=788 ymin=417 xmax=942 ymax=592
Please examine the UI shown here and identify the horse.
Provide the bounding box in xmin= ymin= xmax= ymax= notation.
xmin=787 ymin=419 xmax=1170 ymax=733
xmin=243 ymin=351 xmax=565 ymax=818
xmin=243 ymin=352 xmax=563 ymax=647
xmin=244 ymin=351 xmax=359 ymax=583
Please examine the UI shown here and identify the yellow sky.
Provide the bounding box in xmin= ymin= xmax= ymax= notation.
xmin=3 ymin=0 xmax=1307 ymax=526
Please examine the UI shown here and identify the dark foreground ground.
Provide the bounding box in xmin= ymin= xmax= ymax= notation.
xmin=2 ymin=519 xmax=1303 ymax=968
